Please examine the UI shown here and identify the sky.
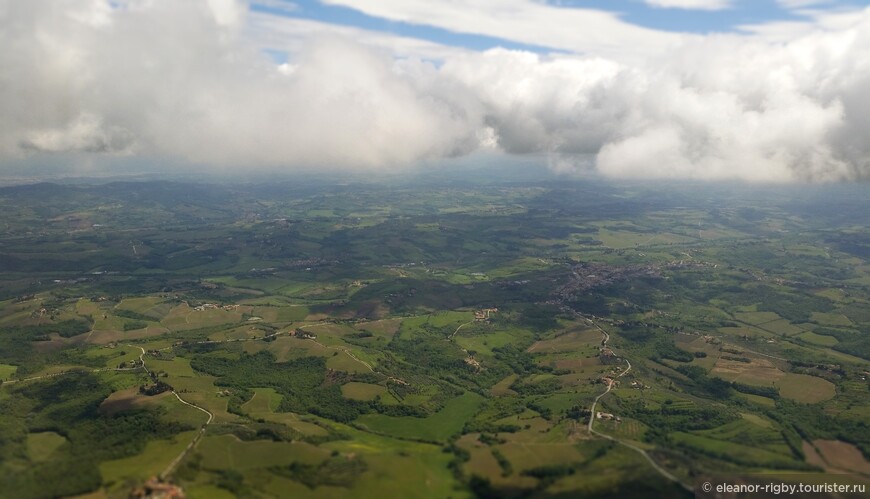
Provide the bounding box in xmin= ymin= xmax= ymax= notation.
xmin=1 ymin=0 xmax=869 ymax=182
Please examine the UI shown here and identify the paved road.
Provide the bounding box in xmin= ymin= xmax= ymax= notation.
xmin=4 ymin=346 xmax=217 ymax=480
xmin=140 ymin=345 xmax=214 ymax=481
xmin=449 ymin=321 xmax=473 ymax=340
xmin=159 ymin=391 xmax=214 ymax=480
xmin=587 ymin=357 xmax=631 ymax=432
xmin=584 ymin=317 xmax=691 ymax=492
xmin=128 ymin=345 xmax=215 ymax=480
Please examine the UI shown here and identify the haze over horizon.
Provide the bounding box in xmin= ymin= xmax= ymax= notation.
xmin=2 ymin=0 xmax=869 ymax=182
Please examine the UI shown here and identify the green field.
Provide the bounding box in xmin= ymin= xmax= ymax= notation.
xmin=736 ymin=392 xmax=776 ymax=407
xmin=810 ymin=312 xmax=853 ymax=327
xmin=240 ymin=388 xmax=330 ymax=436
xmin=670 ymin=432 xmax=798 ymax=467
xmin=199 ymin=435 xmax=328 ymax=470
xmin=777 ymin=373 xmax=837 ymax=403
xmin=341 ymin=382 xmax=389 ymax=401
xmin=734 ymin=311 xmax=782 ymax=325
xmin=797 ymin=331 xmax=839 ymax=347
xmin=241 ymin=387 xmax=282 ymax=413
xmin=455 ymin=328 xmax=532 ymax=356
xmin=101 ymin=431 xmax=200 ymax=484
xmin=357 ymin=392 xmax=485 ymax=441
xmin=326 ymin=351 xmax=371 ymax=373
xmin=0 ymin=363 xmax=17 ymax=381
xmin=26 ymin=432 xmax=68 ymax=462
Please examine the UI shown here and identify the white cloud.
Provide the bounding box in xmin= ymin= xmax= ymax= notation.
xmin=207 ymin=0 xmax=248 ymax=30
xmin=0 ymin=0 xmax=482 ymax=171
xmin=1 ymin=0 xmax=869 ymax=182
xmin=739 ymin=6 xmax=867 ymax=41
xmin=319 ymin=0 xmax=688 ymax=63
xmin=643 ymin=0 xmax=733 ymax=10
xmin=19 ymin=113 xmax=134 ymax=154
xmin=246 ymin=12 xmax=470 ymax=62
xmin=433 ymin=8 xmax=870 ymax=182
xmin=776 ymin=0 xmax=834 ymax=9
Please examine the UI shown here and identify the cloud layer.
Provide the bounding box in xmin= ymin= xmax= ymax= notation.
xmin=319 ymin=0 xmax=686 ymax=62
xmin=1 ymin=0 xmax=869 ymax=182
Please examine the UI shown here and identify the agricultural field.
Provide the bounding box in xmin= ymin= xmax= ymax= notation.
xmin=0 ymin=178 xmax=868 ymax=498
xmin=357 ymin=392 xmax=485 ymax=441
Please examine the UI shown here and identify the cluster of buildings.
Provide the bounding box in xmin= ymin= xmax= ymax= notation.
xmin=554 ymin=262 xmax=663 ymax=302
xmin=191 ymin=303 xmax=239 ymax=312
xmin=291 ymin=328 xmax=317 ymax=340
xmin=464 ymin=356 xmax=482 ymax=370
xmin=474 ymin=308 xmax=498 ymax=321
xmin=596 ymin=412 xmax=621 ymax=422
xmin=129 ymin=477 xmax=185 ymax=498
xmin=598 ymin=376 xmax=620 ymax=388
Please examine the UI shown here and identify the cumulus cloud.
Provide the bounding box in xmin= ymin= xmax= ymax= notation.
xmin=0 ymin=0 xmax=479 ymax=171
xmin=437 ymin=25 xmax=869 ymax=182
xmin=1 ymin=0 xmax=869 ymax=182
xmin=18 ymin=113 xmax=135 ymax=154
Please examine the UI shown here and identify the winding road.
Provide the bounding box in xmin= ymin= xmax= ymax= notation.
xmin=128 ymin=345 xmax=215 ymax=480
xmin=3 ymin=318 xmax=420 ymax=482
xmin=2 ymin=345 xmax=216 ymax=480
xmin=159 ymin=391 xmax=214 ymax=480
xmin=584 ymin=317 xmax=691 ymax=492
